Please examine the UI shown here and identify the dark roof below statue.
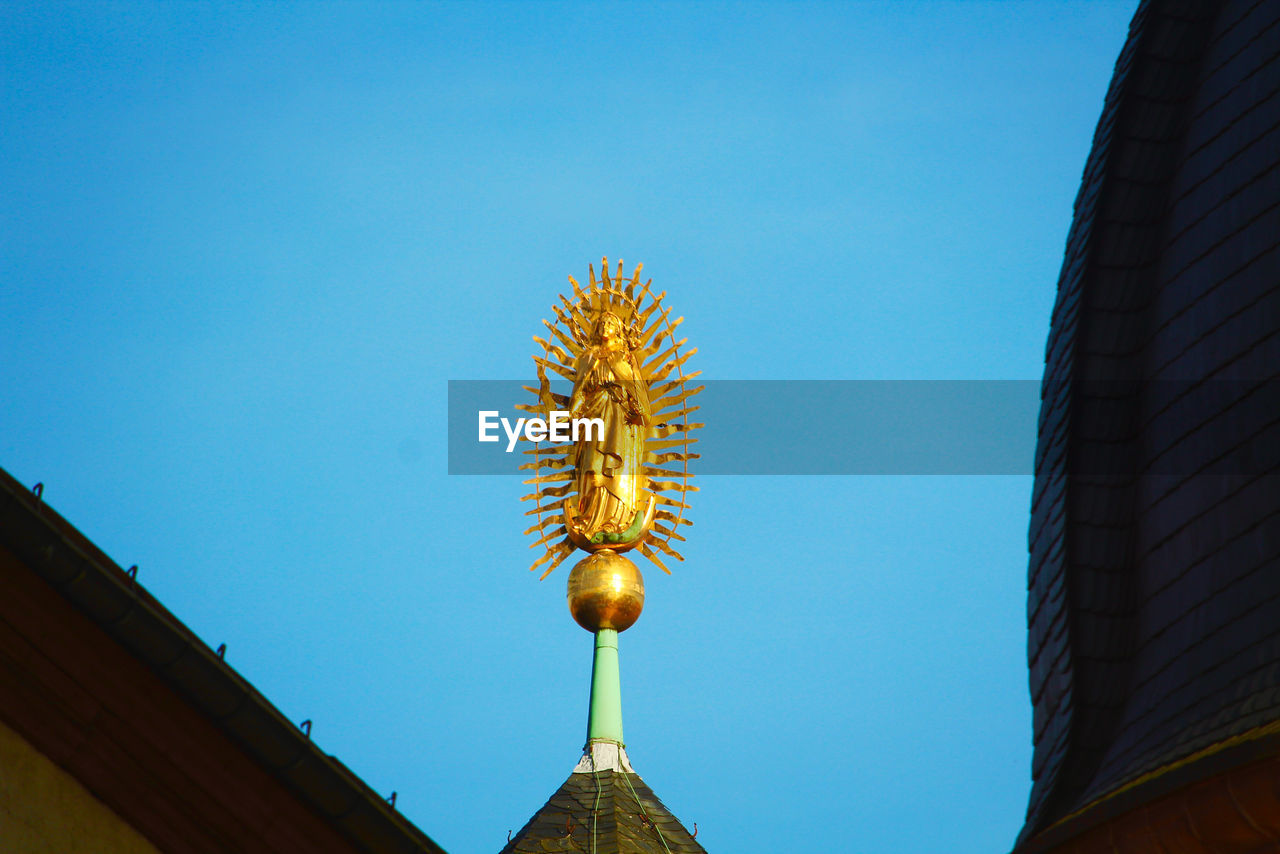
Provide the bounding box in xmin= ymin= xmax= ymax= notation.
xmin=502 ymin=746 xmax=704 ymax=854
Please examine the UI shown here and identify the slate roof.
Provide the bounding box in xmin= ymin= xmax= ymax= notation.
xmin=1018 ymin=0 xmax=1280 ymax=847
xmin=500 ymin=765 xmax=705 ymax=854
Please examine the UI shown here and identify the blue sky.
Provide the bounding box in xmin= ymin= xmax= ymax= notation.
xmin=1 ymin=2 xmax=1136 ymax=851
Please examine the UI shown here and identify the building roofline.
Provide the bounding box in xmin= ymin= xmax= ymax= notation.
xmin=0 ymin=465 xmax=446 ymax=854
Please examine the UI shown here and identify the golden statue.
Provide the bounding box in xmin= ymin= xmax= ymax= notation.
xmin=565 ymin=309 xmax=653 ymax=547
xmin=519 ymin=258 xmax=702 ymax=610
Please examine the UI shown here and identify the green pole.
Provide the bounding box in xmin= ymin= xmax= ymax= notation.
xmin=586 ymin=628 xmax=624 ymax=745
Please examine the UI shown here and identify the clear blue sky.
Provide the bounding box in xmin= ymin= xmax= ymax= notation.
xmin=1 ymin=2 xmax=1136 ymax=851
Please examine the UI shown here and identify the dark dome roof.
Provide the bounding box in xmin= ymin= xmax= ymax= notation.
xmin=1019 ymin=0 xmax=1280 ymax=847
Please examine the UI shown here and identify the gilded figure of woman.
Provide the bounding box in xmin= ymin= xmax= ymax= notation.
xmin=565 ymin=311 xmax=653 ymax=545
xmin=522 ymin=260 xmax=698 ymax=579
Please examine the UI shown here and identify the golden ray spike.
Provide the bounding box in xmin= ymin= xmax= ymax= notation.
xmin=637 ymin=542 xmax=672 ymax=575
xmin=649 ymin=349 xmax=699 ymax=384
xmin=643 ymin=460 xmax=694 ymax=475
xmin=524 ymin=516 xmax=563 ymax=536
xmin=652 ymin=404 xmax=701 ymax=424
xmin=538 ymin=543 xmax=575 ymax=580
xmin=530 ymin=525 xmax=568 ymax=549
xmin=532 ymin=336 xmax=570 ymax=365
xmin=533 ymin=356 xmax=575 ymax=382
xmin=588 ymin=263 xmax=597 ymax=287
xmin=614 ymin=286 xmax=641 ymax=323
xmin=648 ymin=479 xmax=699 ymax=493
xmin=551 ymin=313 xmax=587 ymax=353
xmin=570 ymin=296 xmax=598 ymax=340
xmin=521 ymin=460 xmax=567 ymax=475
xmin=636 ymin=322 xmax=668 ymax=361
xmin=653 ymin=510 xmax=692 ymax=526
xmin=635 ymin=289 xmax=667 ymax=328
xmin=650 ymin=396 xmax=701 ymax=419
xmin=644 ymin=465 xmax=692 ymax=480
xmin=542 ymin=318 xmax=582 ymax=356
xmin=530 ymin=550 xmax=555 ymax=574
xmin=520 ymin=483 xmax=573 ymax=500
xmin=651 ymin=523 xmax=686 ymax=543
xmin=600 ymin=284 xmax=622 ymax=315
xmin=521 ymin=459 xmax=568 ymax=472
xmin=642 ymin=338 xmax=689 ymax=374
xmin=639 ymin=312 xmax=680 ymax=353
xmin=650 ymin=384 xmax=704 ymax=414
xmin=652 ymin=370 xmax=703 ymax=400
xmin=632 ymin=283 xmax=655 ymax=326
xmin=652 ymin=379 xmax=704 ymax=402
xmin=518 ymin=463 xmax=565 ymax=475
xmin=637 ymin=335 xmax=667 ymax=365
xmin=650 ymin=421 xmax=702 ymax=437
xmin=518 ymin=455 xmax=569 ymax=471
xmin=632 ymin=282 xmax=663 ymax=319
xmin=650 ymin=537 xmax=685 ymax=561
xmin=530 ymin=541 xmax=572 ymax=575
xmin=652 ymin=494 xmax=691 ymax=510
xmin=524 ymin=504 xmax=560 ymax=517
xmin=615 ymin=259 xmax=624 ymax=291
xmin=604 ymin=269 xmax=617 ymax=308
xmin=518 ymin=386 xmax=566 ymax=406
xmin=519 ymin=386 xmax=570 ymax=408
xmin=648 ymin=437 xmax=700 ymax=451
xmin=521 ymin=444 xmax=568 ymax=455
xmin=647 ymin=451 xmax=700 ymax=465
xmin=632 ymin=275 xmax=657 ymax=305
xmin=556 ymin=296 xmax=590 ymax=338
xmin=522 ymin=471 xmax=574 ymax=486
xmin=628 ymin=263 xmax=643 ymax=297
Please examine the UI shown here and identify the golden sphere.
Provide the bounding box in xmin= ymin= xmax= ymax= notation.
xmin=566 ymin=550 xmax=645 ymax=632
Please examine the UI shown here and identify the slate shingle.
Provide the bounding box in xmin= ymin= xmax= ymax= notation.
xmin=1016 ymin=0 xmax=1280 ymax=846
xmin=501 ymin=765 xmax=705 ymax=854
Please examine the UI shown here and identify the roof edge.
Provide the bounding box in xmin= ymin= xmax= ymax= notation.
xmin=0 ymin=465 xmax=446 ymax=854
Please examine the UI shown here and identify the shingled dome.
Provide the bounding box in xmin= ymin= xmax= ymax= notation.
xmin=1015 ymin=0 xmax=1280 ymax=850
